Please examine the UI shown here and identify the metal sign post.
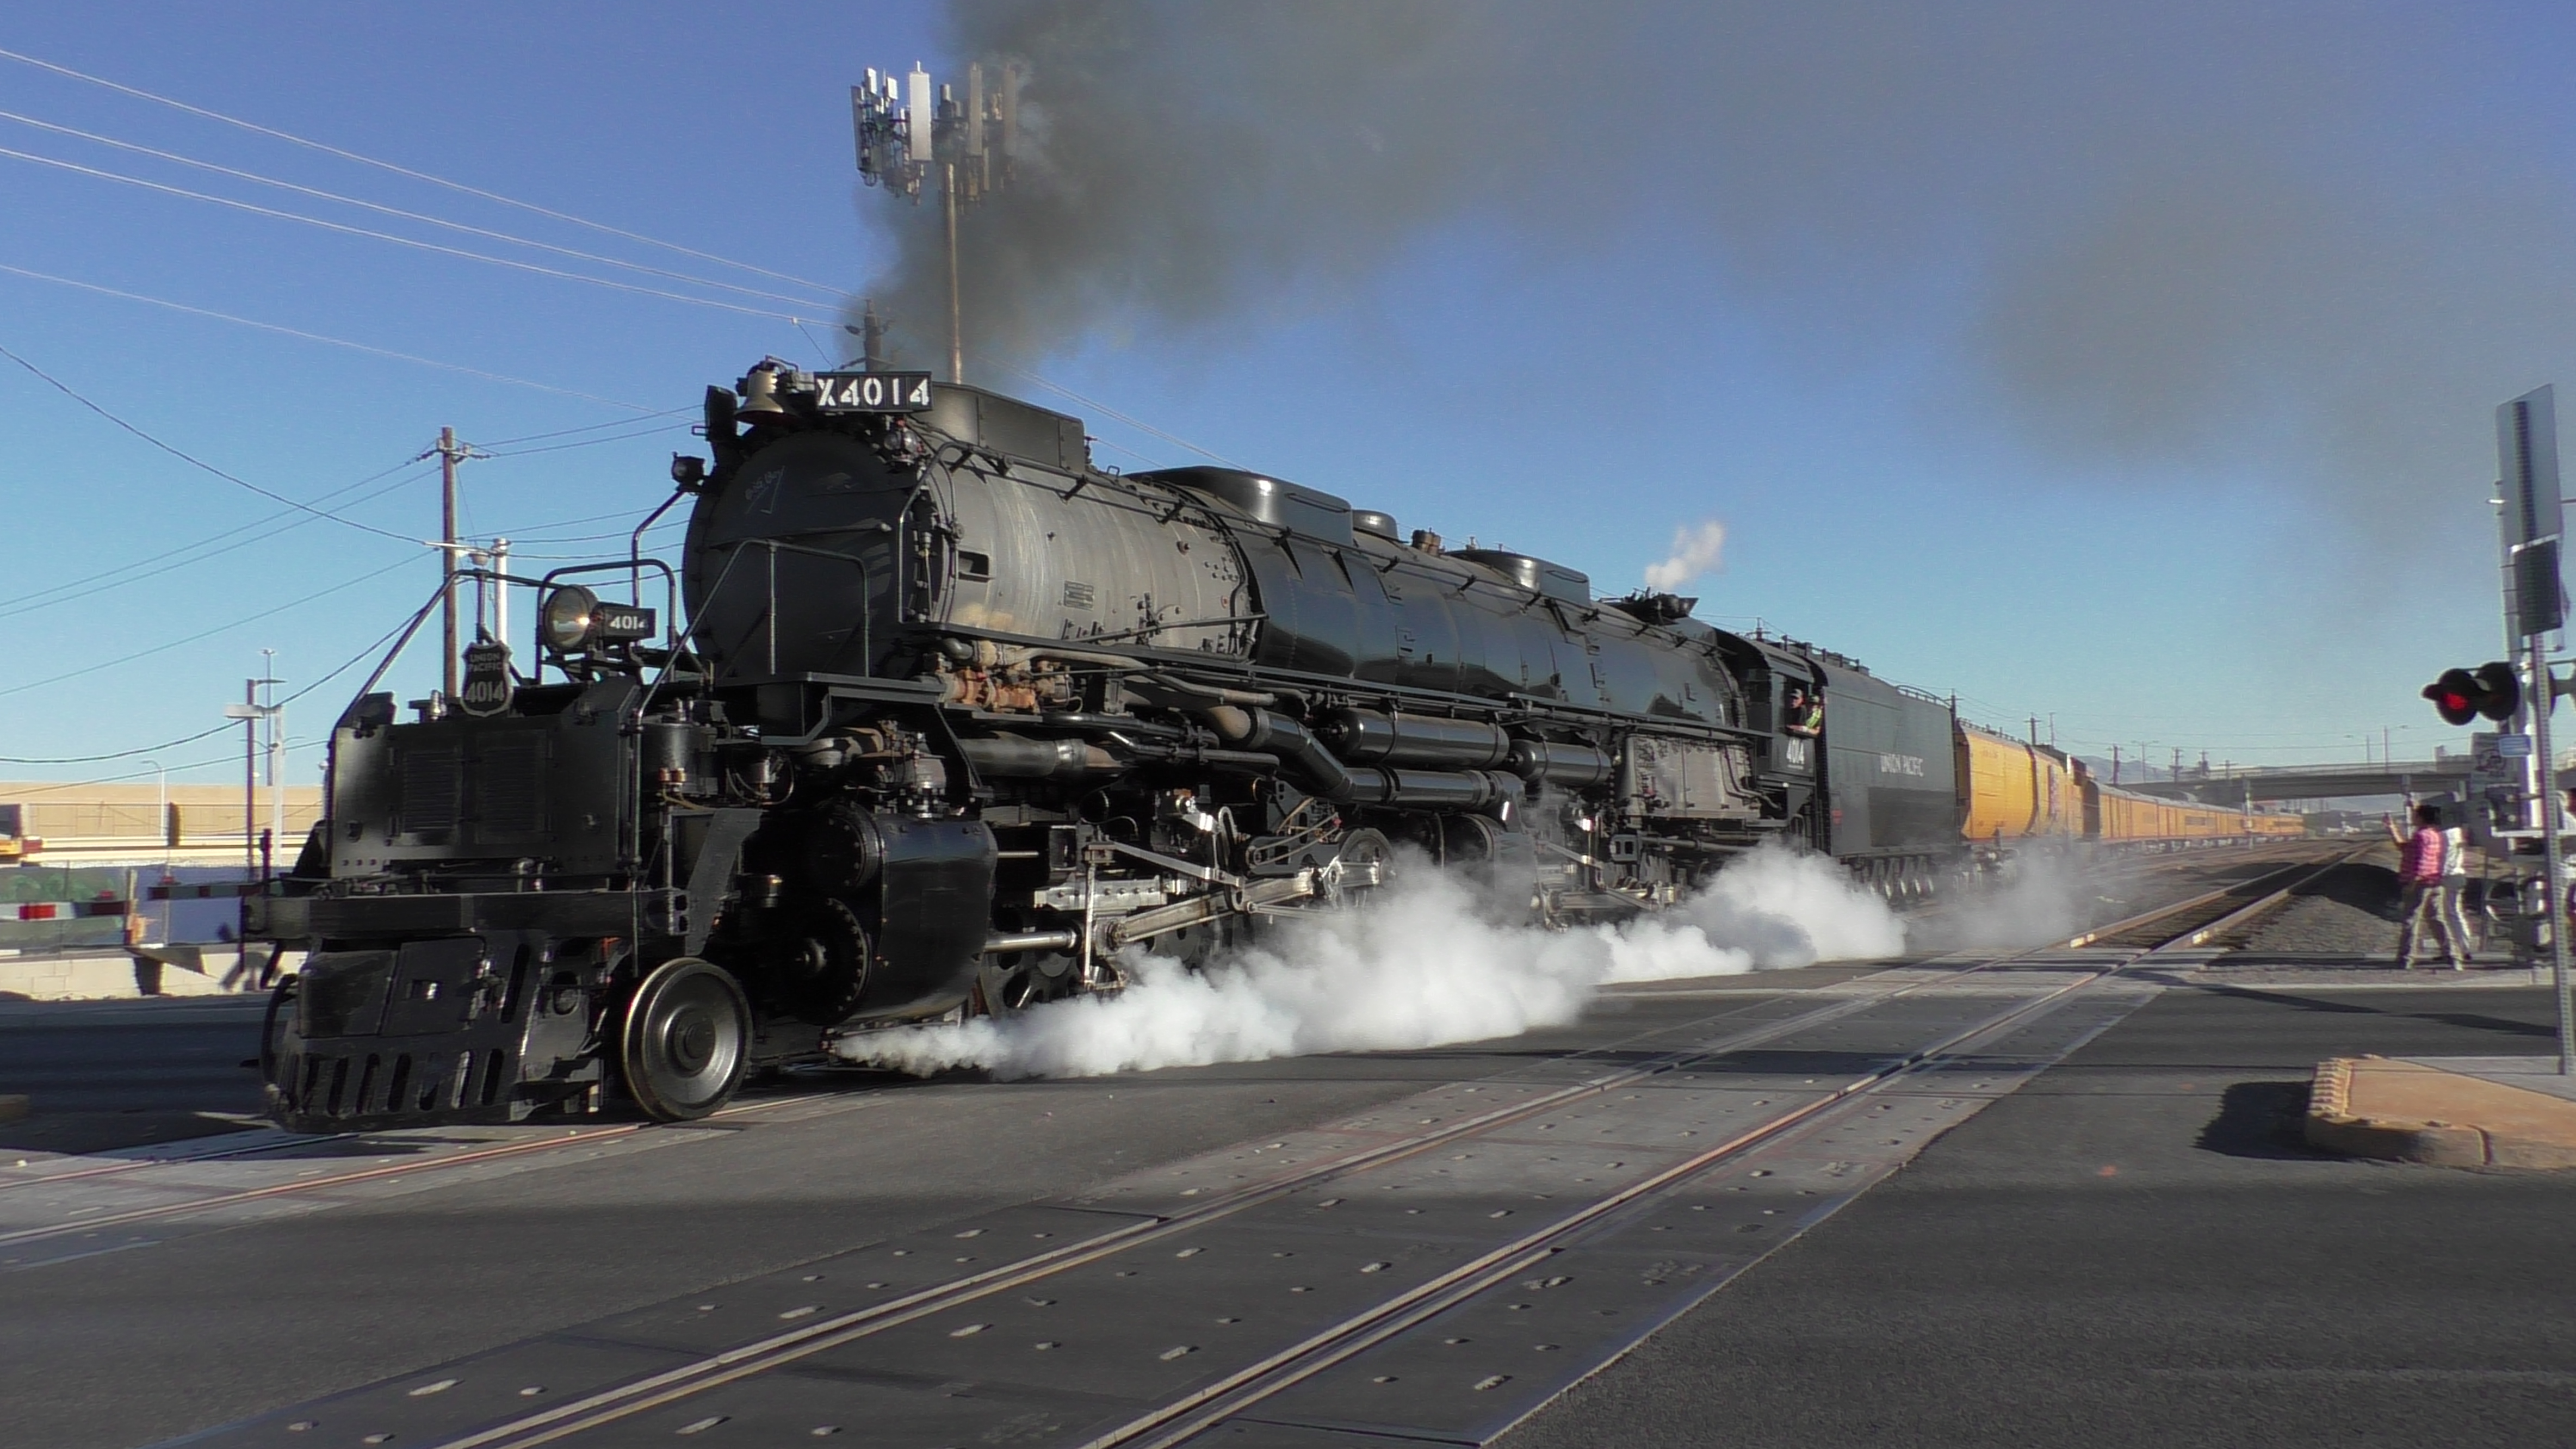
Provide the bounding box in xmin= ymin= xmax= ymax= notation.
xmin=2499 ymin=386 xmax=2574 ymax=1073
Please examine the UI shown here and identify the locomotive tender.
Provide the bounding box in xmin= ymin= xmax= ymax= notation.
xmin=248 ymin=362 xmax=2275 ymax=1132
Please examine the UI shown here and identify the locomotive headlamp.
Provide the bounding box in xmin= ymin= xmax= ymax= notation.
xmin=541 ymin=585 xmax=601 ymax=653
xmin=541 ymin=584 xmax=658 ymax=654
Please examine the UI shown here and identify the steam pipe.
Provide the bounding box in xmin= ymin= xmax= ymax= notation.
xmin=1318 ymin=709 xmax=1512 ymax=768
xmin=983 ymin=930 xmax=1081 ymax=955
xmin=958 ymin=735 xmax=1122 ymax=780
xmin=1509 ymin=739 xmax=1615 ymax=787
xmin=1202 ymin=707 xmax=1360 ymax=801
xmin=1201 ymin=707 xmax=1522 ymax=811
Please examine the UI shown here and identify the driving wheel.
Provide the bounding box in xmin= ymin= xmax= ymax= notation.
xmin=1328 ymin=827 xmax=1395 ymax=907
xmin=620 ymin=957 xmax=752 ymax=1122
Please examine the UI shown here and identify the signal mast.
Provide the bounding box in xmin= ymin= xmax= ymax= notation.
xmin=853 ymin=59 xmax=1025 ymax=385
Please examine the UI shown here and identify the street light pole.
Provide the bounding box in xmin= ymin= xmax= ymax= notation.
xmin=222 ymin=660 xmax=283 ymax=884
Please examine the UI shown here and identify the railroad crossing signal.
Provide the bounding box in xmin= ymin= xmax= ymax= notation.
xmin=2423 ymin=661 xmax=2522 ymax=725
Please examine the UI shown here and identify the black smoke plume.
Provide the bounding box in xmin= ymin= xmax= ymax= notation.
xmin=859 ymin=2 xmax=2576 ymax=532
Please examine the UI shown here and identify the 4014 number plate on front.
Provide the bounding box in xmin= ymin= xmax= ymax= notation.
xmin=814 ymin=370 xmax=933 ymax=412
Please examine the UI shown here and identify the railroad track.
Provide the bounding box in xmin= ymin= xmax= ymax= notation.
xmin=0 ymin=1086 xmax=856 ymax=1257
xmin=1896 ymin=836 xmax=2327 ymax=928
xmin=172 ymin=889 xmax=2281 ymax=1449
xmin=2066 ymin=844 xmax=2364 ymax=952
xmin=18 ymin=849 xmax=2345 ymax=1278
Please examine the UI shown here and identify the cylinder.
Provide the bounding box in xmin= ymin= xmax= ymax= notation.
xmin=642 ymin=722 xmax=715 ymax=792
xmin=958 ymin=735 xmax=1120 ymax=781
xmin=1508 ymin=739 xmax=1614 ymax=787
xmin=1317 ymin=710 xmax=1512 ymax=768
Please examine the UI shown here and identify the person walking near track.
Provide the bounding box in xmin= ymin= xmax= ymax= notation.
xmin=2392 ymin=803 xmax=2461 ymax=968
xmin=2438 ymin=812 xmax=2476 ymax=965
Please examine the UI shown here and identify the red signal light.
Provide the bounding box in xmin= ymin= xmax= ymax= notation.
xmin=2424 ymin=667 xmax=2481 ymax=725
xmin=2422 ymin=662 xmax=2524 ymax=726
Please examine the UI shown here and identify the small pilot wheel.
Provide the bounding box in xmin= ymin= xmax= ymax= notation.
xmin=620 ymin=957 xmax=752 ymax=1122
xmin=975 ymin=956 xmax=1038 ymax=1014
xmin=1329 ymin=828 xmax=1396 ymax=907
xmin=259 ymin=974 xmax=299 ymax=1084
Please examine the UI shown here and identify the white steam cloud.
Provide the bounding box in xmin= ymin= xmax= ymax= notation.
xmin=840 ymin=844 xmax=1903 ymax=1080
xmin=1643 ymin=519 xmax=1727 ymax=592
xmin=1915 ymin=847 xmax=2099 ymax=952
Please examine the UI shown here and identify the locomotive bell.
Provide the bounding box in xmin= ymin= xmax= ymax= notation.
xmin=736 ymin=367 xmax=791 ymax=420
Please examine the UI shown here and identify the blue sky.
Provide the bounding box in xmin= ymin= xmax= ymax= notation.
xmin=0 ymin=3 xmax=2564 ymax=789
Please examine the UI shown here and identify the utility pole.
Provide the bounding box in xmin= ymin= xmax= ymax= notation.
xmin=438 ymin=426 xmax=463 ymax=702
xmin=224 ymin=660 xmax=283 ymax=882
xmin=2111 ymin=744 xmax=2121 ymax=785
xmin=228 ymin=678 xmax=257 ymax=877
xmin=261 ymin=649 xmax=283 ymax=864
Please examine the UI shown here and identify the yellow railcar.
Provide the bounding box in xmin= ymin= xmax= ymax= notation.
xmin=1956 ymin=725 xmax=2082 ymax=843
xmin=2076 ymin=765 xmax=2307 ymax=844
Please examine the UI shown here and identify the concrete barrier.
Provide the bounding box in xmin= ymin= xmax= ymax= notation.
xmin=0 ymin=945 xmax=283 ymax=1001
xmin=2306 ymin=1055 xmax=2576 ymax=1169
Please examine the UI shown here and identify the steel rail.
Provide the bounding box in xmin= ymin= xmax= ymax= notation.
xmin=416 ymin=890 xmax=2258 ymax=1449
xmin=2 ymin=850 xmax=2337 ymax=1252
xmin=1082 ymin=864 xmax=2364 ymax=1447
xmin=2163 ymin=848 xmax=2368 ymax=950
xmin=0 ymin=1129 xmax=364 ymax=1194
xmin=2065 ymin=845 xmax=2352 ymax=948
xmin=1084 ymin=936 xmax=2168 ymax=1449
xmin=0 ymin=1088 xmax=831 ymax=1249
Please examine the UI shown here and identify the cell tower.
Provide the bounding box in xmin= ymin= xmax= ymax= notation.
xmin=853 ymin=59 xmax=1025 ymax=385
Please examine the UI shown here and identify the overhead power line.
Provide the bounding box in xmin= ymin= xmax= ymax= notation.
xmin=0 ymin=552 xmax=422 ymax=700
xmin=0 ymin=605 xmax=429 ymax=765
xmin=0 ymin=339 xmax=423 ymax=541
xmin=480 ymin=420 xmax=694 ymax=458
xmin=0 ymin=46 xmax=1249 ymax=484
xmin=476 ymin=406 xmax=696 ymax=449
xmin=0 ymin=44 xmax=843 ymax=298
xmin=0 ymin=262 xmax=652 ymax=410
xmin=0 ymin=144 xmax=802 ymax=322
xmin=0 ymin=459 xmax=434 ymax=622
xmin=0 ymin=106 xmax=843 ymax=312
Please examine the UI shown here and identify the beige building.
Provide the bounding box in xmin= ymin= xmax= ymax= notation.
xmin=0 ymin=780 xmax=324 ymax=868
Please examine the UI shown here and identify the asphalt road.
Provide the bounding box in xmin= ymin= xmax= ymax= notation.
xmin=1502 ymin=983 xmax=2576 ymax=1449
xmin=0 ymin=996 xmax=272 ymax=1155
xmin=2 ymin=973 xmax=1855 ymax=1448
xmin=6 ymin=953 xmax=2571 ymax=1447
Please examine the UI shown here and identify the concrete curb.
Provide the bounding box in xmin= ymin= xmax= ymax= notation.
xmin=2305 ymin=1056 xmax=2576 ymax=1169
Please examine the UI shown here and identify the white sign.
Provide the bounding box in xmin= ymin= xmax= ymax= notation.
xmin=2500 ymin=733 xmax=2535 ymax=758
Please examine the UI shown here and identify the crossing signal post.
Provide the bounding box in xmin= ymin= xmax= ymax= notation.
xmin=2493 ymin=383 xmax=2575 ymax=1073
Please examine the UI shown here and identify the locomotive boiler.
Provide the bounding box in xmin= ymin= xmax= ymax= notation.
xmin=243 ymin=362 xmax=2041 ymax=1130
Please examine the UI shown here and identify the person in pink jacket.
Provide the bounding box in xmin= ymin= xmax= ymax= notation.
xmin=2392 ymin=803 xmax=2462 ymax=968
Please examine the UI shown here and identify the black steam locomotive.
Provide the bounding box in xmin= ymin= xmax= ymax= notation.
xmin=250 ymin=363 xmax=1958 ymax=1130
